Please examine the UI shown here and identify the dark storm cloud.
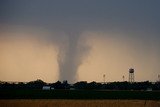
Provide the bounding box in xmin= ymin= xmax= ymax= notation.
xmin=1 ymin=0 xmax=160 ymax=32
xmin=0 ymin=0 xmax=160 ymax=82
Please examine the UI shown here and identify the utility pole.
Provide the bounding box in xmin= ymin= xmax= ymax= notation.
xmin=122 ymin=75 xmax=125 ymax=82
xmin=103 ymin=74 xmax=106 ymax=84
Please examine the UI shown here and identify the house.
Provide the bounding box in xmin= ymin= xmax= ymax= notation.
xmin=42 ymin=86 xmax=51 ymax=90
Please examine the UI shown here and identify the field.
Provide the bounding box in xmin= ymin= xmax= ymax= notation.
xmin=0 ymin=89 xmax=160 ymax=100
xmin=1 ymin=90 xmax=160 ymax=107
xmin=0 ymin=99 xmax=160 ymax=107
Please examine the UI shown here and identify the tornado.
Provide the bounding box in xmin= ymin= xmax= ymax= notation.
xmin=57 ymin=32 xmax=90 ymax=83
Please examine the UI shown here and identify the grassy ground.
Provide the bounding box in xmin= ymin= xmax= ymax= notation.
xmin=0 ymin=100 xmax=160 ymax=107
xmin=0 ymin=89 xmax=160 ymax=100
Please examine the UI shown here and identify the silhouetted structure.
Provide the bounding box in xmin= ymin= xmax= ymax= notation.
xmin=103 ymin=74 xmax=106 ymax=84
xmin=122 ymin=75 xmax=125 ymax=81
xmin=129 ymin=68 xmax=134 ymax=83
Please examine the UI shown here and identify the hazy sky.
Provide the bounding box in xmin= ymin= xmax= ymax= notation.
xmin=0 ymin=0 xmax=160 ymax=83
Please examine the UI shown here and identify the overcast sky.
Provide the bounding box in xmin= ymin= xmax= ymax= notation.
xmin=0 ymin=0 xmax=160 ymax=83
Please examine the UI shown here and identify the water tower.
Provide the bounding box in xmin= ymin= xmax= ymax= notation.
xmin=129 ymin=68 xmax=134 ymax=83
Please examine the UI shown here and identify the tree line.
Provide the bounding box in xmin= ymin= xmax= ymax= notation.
xmin=0 ymin=79 xmax=160 ymax=90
